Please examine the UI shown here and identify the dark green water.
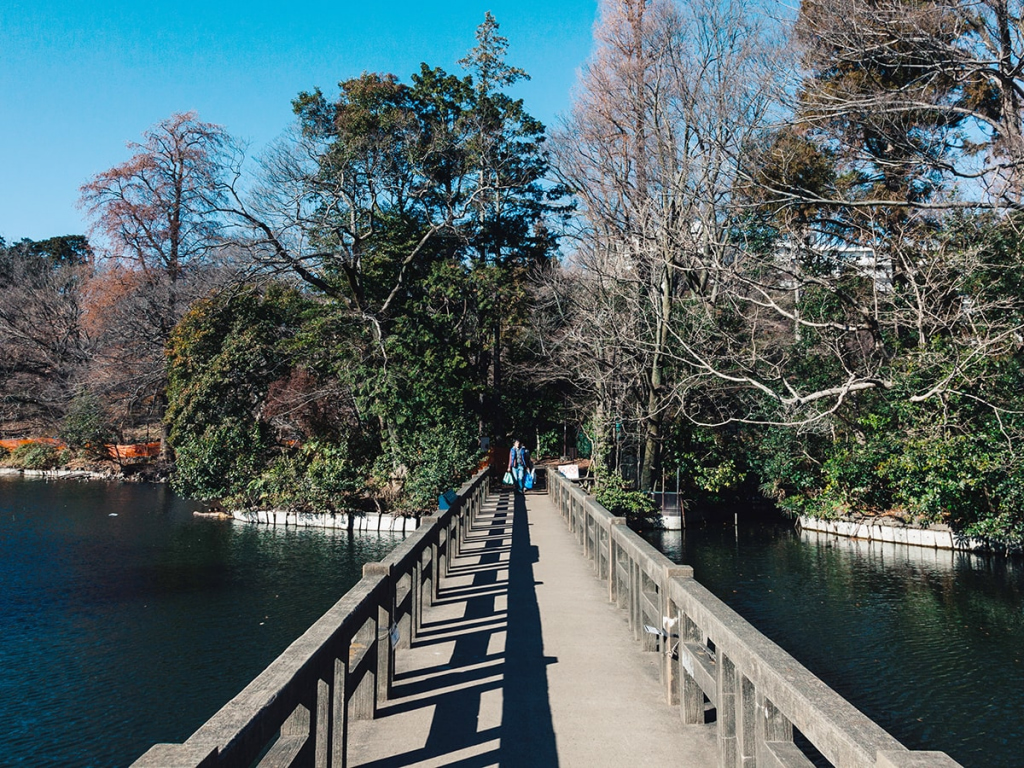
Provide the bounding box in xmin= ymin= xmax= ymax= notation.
xmin=646 ymin=520 xmax=1024 ymax=768
xmin=0 ymin=475 xmax=403 ymax=767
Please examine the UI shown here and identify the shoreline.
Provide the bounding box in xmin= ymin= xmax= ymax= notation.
xmin=797 ymin=514 xmax=1023 ymax=555
xmin=231 ymin=508 xmax=419 ymax=533
xmin=1 ymin=468 xmax=418 ymax=533
xmin=0 ymin=467 xmax=118 ymax=480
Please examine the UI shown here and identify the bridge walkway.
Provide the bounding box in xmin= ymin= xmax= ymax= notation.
xmin=347 ymin=487 xmax=717 ymax=767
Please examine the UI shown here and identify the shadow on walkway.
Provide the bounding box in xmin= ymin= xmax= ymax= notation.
xmin=498 ymin=492 xmax=558 ymax=766
xmin=357 ymin=490 xmax=558 ymax=767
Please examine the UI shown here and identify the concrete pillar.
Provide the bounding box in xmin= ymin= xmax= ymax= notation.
xmin=717 ymin=652 xmax=738 ymax=768
xmin=609 ymin=520 xmax=625 ymax=602
xmin=332 ymin=656 xmax=348 ymax=768
xmin=662 ymin=598 xmax=679 ymax=703
xmin=397 ymin=572 xmax=412 ymax=650
xmin=755 ymin=694 xmax=793 ymax=767
xmin=281 ymin=703 xmax=312 ymax=765
xmin=348 ymin=611 xmax=379 ymax=722
xmin=737 ymin=674 xmax=756 ymax=768
xmin=315 ymin=676 xmax=330 ymax=768
xmin=362 ymin=563 xmax=393 ymax=706
xmin=680 ymin=615 xmax=705 ymax=725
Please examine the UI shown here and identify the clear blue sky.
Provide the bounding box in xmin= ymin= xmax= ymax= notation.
xmin=0 ymin=0 xmax=598 ymax=242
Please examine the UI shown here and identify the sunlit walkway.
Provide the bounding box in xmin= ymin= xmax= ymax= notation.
xmin=346 ymin=487 xmax=717 ymax=767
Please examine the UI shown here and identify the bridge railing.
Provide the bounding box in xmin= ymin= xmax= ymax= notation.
xmin=133 ymin=469 xmax=490 ymax=768
xmin=549 ymin=470 xmax=962 ymax=768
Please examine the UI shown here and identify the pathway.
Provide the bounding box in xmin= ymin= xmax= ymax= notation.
xmin=346 ymin=487 xmax=717 ymax=767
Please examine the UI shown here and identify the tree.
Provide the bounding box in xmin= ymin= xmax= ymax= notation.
xmin=78 ymin=112 xmax=232 ymax=438
xmin=795 ymin=0 xmax=1024 ymax=207
xmin=220 ymin=18 xmax=561 ymax=465
xmin=79 ymin=111 xmax=228 ymax=283
xmin=458 ymin=12 xmax=566 ymax=434
xmin=0 ymin=236 xmax=94 ymax=430
xmin=549 ymin=0 xmax=787 ymax=488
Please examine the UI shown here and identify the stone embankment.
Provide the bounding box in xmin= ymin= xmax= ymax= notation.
xmin=0 ymin=467 xmax=109 ymax=480
xmin=231 ymin=508 xmax=419 ymax=533
xmin=798 ymin=514 xmax=1022 ymax=554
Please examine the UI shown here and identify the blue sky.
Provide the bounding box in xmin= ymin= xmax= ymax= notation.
xmin=0 ymin=1 xmax=598 ymax=242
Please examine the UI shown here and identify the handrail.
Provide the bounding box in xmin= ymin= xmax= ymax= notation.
xmin=132 ymin=468 xmax=490 ymax=768
xmin=548 ymin=470 xmax=962 ymax=768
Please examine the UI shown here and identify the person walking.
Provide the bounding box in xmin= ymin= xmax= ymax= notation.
xmin=507 ymin=439 xmax=532 ymax=494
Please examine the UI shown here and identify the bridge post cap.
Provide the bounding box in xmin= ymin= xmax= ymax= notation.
xmin=876 ymin=751 xmax=962 ymax=768
xmin=665 ymin=565 xmax=694 ymax=579
xmin=363 ymin=562 xmax=391 ymax=577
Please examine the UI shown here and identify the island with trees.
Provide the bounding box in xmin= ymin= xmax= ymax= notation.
xmin=2 ymin=3 xmax=1022 ymax=544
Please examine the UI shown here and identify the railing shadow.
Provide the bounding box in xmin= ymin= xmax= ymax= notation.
xmin=498 ymin=491 xmax=559 ymax=766
xmin=360 ymin=490 xmax=558 ymax=767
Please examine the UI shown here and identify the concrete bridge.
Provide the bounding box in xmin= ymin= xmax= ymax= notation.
xmin=134 ymin=470 xmax=962 ymax=767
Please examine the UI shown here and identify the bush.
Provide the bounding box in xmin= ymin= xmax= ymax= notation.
xmin=595 ymin=473 xmax=662 ymax=529
xmin=396 ymin=423 xmax=481 ymax=514
xmin=242 ymin=441 xmax=363 ymax=514
xmin=10 ymin=443 xmax=66 ymax=470
xmin=60 ymin=390 xmax=115 ymax=457
xmin=171 ymin=420 xmax=273 ymax=500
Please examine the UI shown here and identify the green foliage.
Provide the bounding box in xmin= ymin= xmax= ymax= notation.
xmin=59 ymin=390 xmax=115 ymax=457
xmin=595 ymin=473 xmax=661 ymax=529
xmin=386 ymin=420 xmax=481 ymax=514
xmin=172 ymin=419 xmax=273 ymax=500
xmin=536 ymin=428 xmax=560 ymax=460
xmin=241 ymin=441 xmax=363 ymax=514
xmin=659 ymin=421 xmax=749 ymax=506
xmin=166 ymin=284 xmax=314 ymax=500
xmin=10 ymin=443 xmax=66 ymax=470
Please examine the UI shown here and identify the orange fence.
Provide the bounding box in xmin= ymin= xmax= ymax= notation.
xmin=0 ymin=437 xmax=160 ymax=460
xmin=0 ymin=438 xmax=64 ymax=452
xmin=107 ymin=442 xmax=161 ymax=460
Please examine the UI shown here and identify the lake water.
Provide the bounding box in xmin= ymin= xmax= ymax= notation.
xmin=0 ymin=475 xmax=403 ymax=767
xmin=645 ymin=520 xmax=1024 ymax=768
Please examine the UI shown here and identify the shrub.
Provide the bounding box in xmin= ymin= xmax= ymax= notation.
xmin=60 ymin=390 xmax=116 ymax=457
xmin=392 ymin=422 xmax=480 ymax=514
xmin=11 ymin=443 xmax=66 ymax=470
xmin=242 ymin=441 xmax=363 ymax=514
xmin=595 ymin=473 xmax=662 ymax=529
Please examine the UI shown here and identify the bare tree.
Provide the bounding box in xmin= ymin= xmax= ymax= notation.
xmin=0 ymin=238 xmax=93 ymax=431
xmin=78 ymin=112 xmax=234 ymax=442
xmin=550 ymin=0 xmax=788 ymax=486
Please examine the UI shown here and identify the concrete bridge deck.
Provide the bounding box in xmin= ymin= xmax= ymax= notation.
xmin=347 ymin=487 xmax=717 ymax=767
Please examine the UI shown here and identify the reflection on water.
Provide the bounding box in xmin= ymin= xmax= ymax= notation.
xmin=0 ymin=476 xmax=403 ymax=767
xmin=645 ymin=521 xmax=1024 ymax=768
